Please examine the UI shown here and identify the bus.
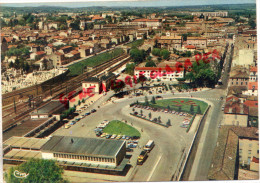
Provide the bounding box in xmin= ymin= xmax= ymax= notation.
xmin=144 ymin=140 xmax=155 ymax=152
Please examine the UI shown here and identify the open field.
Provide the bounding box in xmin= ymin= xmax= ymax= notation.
xmin=68 ymin=48 xmax=124 ymax=76
xmin=103 ymin=120 xmax=141 ymax=137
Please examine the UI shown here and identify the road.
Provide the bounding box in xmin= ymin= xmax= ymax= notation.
xmin=187 ymin=43 xmax=233 ymax=180
xmin=52 ymin=44 xmax=233 ymax=181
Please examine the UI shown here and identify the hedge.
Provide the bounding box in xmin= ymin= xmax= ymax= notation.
xmin=186 ymin=114 xmax=196 ymax=132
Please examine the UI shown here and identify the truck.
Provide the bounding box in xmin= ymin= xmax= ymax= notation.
xmin=137 ymin=150 xmax=148 ymax=165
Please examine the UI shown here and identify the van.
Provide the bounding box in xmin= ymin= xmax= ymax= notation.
xmin=144 ymin=140 xmax=155 ymax=152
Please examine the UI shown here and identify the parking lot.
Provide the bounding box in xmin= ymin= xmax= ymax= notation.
xmin=131 ymin=104 xmax=193 ymax=128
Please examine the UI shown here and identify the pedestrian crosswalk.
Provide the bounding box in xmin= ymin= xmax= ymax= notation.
xmin=201 ymin=97 xmax=223 ymax=101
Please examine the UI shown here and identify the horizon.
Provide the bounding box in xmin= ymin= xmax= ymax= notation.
xmin=1 ymin=0 xmax=256 ymax=8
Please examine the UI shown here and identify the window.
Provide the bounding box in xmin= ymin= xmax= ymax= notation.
xmin=249 ymin=144 xmax=252 ymax=148
xmin=248 ymin=157 xmax=251 ymax=164
xmin=239 ymin=149 xmax=242 ymax=154
xmin=241 ymin=82 xmax=243 ymax=85
xmin=236 ymin=82 xmax=238 ymax=85
xmin=239 ymin=142 xmax=243 ymax=147
xmin=248 ymin=150 xmax=252 ymax=155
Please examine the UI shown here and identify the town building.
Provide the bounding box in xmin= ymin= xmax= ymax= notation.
xmin=134 ymin=67 xmax=184 ymax=81
xmin=82 ymin=77 xmax=101 ymax=94
xmin=208 ymin=126 xmax=258 ymax=180
xmin=223 ymin=95 xmax=249 ymax=127
xmin=158 ymin=36 xmax=183 ymax=50
xmin=191 ymin=11 xmax=228 ymax=17
xmin=228 ymin=70 xmax=249 ymax=88
xmin=41 ymin=136 xmax=126 ymax=166
xmin=30 ymin=100 xmax=66 ymax=120
xmin=186 ymin=37 xmax=207 ymax=49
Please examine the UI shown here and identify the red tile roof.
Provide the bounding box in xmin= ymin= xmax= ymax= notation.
xmin=133 ymin=18 xmax=160 ymax=22
xmin=250 ymin=66 xmax=257 ymax=72
xmin=185 ymin=45 xmax=196 ymax=49
xmin=224 ymin=101 xmax=249 ymax=115
xmin=36 ymin=51 xmax=45 ymax=55
xmin=244 ymin=100 xmax=258 ymax=108
xmin=55 ymin=52 xmax=64 ymax=56
xmin=248 ymin=82 xmax=258 ymax=90
xmin=70 ymin=50 xmax=80 ymax=55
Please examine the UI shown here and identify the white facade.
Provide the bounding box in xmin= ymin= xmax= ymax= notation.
xmin=42 ymin=152 xmax=116 ymax=166
xmin=134 ymin=67 xmax=184 ymax=81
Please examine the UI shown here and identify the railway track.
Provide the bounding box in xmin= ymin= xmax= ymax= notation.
xmin=2 ymin=54 xmax=130 ymax=131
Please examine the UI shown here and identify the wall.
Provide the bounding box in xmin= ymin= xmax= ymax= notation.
xmin=223 ymin=114 xmax=248 ymax=127
xmin=239 ymin=138 xmax=259 ymax=165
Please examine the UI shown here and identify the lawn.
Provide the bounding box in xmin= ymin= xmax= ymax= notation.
xmin=103 ymin=120 xmax=141 ymax=137
xmin=147 ymin=98 xmax=208 ymax=114
xmin=68 ymin=48 xmax=124 ymax=76
xmin=125 ymin=39 xmax=144 ymax=48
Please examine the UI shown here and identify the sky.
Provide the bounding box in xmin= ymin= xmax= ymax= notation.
xmin=1 ymin=0 xmax=256 ymax=8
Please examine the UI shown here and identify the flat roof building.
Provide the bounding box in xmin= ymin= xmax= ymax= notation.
xmin=30 ymin=100 xmax=66 ymax=119
xmin=41 ymin=136 xmax=126 ymax=167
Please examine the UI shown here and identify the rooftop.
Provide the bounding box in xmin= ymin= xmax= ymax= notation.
xmin=4 ymin=136 xmax=49 ymax=150
xmin=41 ymin=136 xmax=125 ymax=157
xmin=31 ymin=100 xmax=64 ymax=115
xmin=208 ymin=126 xmax=238 ymax=180
xmin=83 ymin=77 xmax=100 ymax=83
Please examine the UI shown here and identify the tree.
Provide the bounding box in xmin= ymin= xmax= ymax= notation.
xmin=148 ymin=112 xmax=152 ymax=119
xmin=145 ymin=96 xmax=149 ymax=105
xmin=78 ymin=100 xmax=81 ymax=106
xmin=111 ymin=80 xmax=126 ymax=93
xmin=248 ymin=18 xmax=256 ymax=29
xmin=151 ymin=96 xmax=156 ymax=104
xmin=125 ymin=63 xmax=135 ymax=75
xmin=9 ymin=61 xmax=14 ymax=68
xmin=167 ymin=119 xmax=171 ymax=126
xmin=130 ymin=48 xmax=146 ymax=64
xmin=145 ymin=61 xmax=156 ymax=67
xmin=167 ymin=105 xmax=171 ymax=110
xmin=178 ymin=106 xmax=182 ymax=112
xmin=138 ymin=73 xmax=147 ymax=88
xmin=197 ymin=105 xmax=201 ymax=114
xmin=190 ymin=105 xmax=194 ymax=114
xmin=4 ymin=159 xmax=67 ymax=183
xmin=158 ymin=116 xmax=161 ymax=123
xmin=152 ymin=48 xmax=160 ymax=56
xmin=140 ymin=110 xmax=143 ymax=115
xmin=160 ymin=49 xmax=170 ymax=59
xmin=132 ymin=108 xmax=135 ymax=112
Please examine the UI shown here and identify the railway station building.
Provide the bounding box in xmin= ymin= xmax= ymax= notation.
xmin=3 ymin=136 xmax=129 ymax=175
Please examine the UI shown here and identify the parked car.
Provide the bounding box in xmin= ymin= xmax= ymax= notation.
xmin=65 ymin=124 xmax=71 ymax=129
xmin=70 ymin=121 xmax=76 ymax=125
xmin=126 ymin=148 xmax=133 ymax=152
xmin=116 ymin=135 xmax=122 ymax=140
xmin=96 ymin=132 xmax=102 ymax=137
xmin=106 ymin=134 xmax=112 ymax=139
xmin=111 ymin=134 xmax=117 ymax=139
xmin=91 ymin=109 xmax=97 ymax=113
